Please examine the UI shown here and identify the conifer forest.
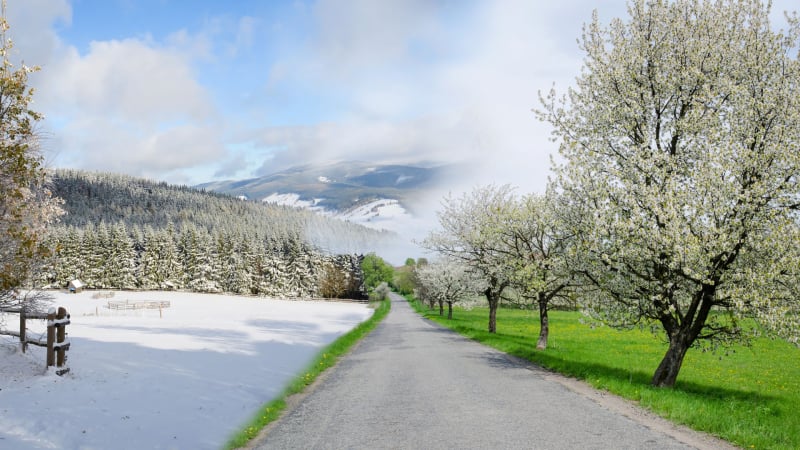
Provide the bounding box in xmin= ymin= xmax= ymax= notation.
xmin=35 ymin=170 xmax=399 ymax=298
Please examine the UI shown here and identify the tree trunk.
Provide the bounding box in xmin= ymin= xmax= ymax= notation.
xmin=651 ymin=336 xmax=690 ymax=387
xmin=652 ymin=284 xmax=715 ymax=387
xmin=488 ymin=299 xmax=498 ymax=333
xmin=447 ymin=301 xmax=453 ymax=319
xmin=438 ymin=300 xmax=444 ymax=316
xmin=484 ymin=278 xmax=506 ymax=333
xmin=536 ymin=295 xmax=549 ymax=350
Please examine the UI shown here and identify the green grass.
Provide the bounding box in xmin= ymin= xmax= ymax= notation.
xmin=225 ymin=298 xmax=391 ymax=449
xmin=406 ymin=296 xmax=800 ymax=450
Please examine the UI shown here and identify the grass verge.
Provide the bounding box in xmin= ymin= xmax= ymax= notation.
xmin=225 ymin=298 xmax=391 ymax=449
xmin=406 ymin=296 xmax=799 ymax=450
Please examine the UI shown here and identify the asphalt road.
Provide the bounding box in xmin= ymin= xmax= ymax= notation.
xmin=251 ymin=293 xmax=731 ymax=450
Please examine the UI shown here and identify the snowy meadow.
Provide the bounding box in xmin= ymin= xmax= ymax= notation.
xmin=0 ymin=291 xmax=371 ymax=449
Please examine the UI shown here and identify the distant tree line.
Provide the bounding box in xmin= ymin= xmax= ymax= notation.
xmin=29 ymin=170 xmax=397 ymax=299
xmin=37 ymin=222 xmax=365 ymax=299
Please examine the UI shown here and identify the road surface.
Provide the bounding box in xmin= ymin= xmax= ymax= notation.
xmin=251 ymin=293 xmax=732 ymax=449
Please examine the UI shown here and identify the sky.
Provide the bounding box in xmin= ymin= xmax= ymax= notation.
xmin=6 ymin=0 xmax=798 ymax=193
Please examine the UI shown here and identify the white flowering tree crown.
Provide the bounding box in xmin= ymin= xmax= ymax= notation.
xmin=539 ymin=0 xmax=800 ymax=386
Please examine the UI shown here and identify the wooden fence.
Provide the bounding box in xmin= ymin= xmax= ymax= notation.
xmin=106 ymin=300 xmax=170 ymax=310
xmin=106 ymin=300 xmax=170 ymax=318
xmin=0 ymin=307 xmax=71 ymax=376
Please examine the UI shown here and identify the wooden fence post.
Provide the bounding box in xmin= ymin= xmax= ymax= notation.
xmin=19 ymin=309 xmax=26 ymax=353
xmin=56 ymin=307 xmax=68 ymax=368
xmin=46 ymin=308 xmax=55 ymax=367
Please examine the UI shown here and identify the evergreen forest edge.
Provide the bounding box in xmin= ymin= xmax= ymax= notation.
xmin=33 ymin=169 xmax=404 ymax=299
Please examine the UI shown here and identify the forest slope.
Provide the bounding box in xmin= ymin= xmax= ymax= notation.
xmin=36 ymin=170 xmax=400 ymax=298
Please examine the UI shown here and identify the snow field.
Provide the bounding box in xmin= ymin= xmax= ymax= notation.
xmin=0 ymin=291 xmax=371 ymax=449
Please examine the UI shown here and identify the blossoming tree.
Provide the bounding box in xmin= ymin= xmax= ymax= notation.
xmin=414 ymin=258 xmax=481 ymax=320
xmin=539 ymin=0 xmax=800 ymax=387
xmin=422 ymin=185 xmax=515 ymax=333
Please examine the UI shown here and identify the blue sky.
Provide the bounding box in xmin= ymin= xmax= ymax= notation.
xmin=7 ymin=0 xmax=798 ymax=192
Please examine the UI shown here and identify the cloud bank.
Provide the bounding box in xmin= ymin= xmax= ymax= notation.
xmin=10 ymin=0 xmax=799 ymax=194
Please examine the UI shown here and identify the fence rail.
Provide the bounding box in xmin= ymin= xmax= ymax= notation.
xmin=107 ymin=300 xmax=170 ymax=310
xmin=0 ymin=306 xmax=71 ymax=375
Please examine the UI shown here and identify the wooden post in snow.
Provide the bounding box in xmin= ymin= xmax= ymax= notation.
xmin=19 ymin=309 xmax=26 ymax=353
xmin=46 ymin=308 xmax=55 ymax=367
xmin=56 ymin=307 xmax=68 ymax=368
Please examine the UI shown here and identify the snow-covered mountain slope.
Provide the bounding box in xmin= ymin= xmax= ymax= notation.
xmin=338 ymin=199 xmax=411 ymax=224
xmin=197 ymin=161 xmax=456 ymax=213
xmin=262 ymin=192 xmax=325 ymax=211
xmin=262 ymin=194 xmax=413 ymax=233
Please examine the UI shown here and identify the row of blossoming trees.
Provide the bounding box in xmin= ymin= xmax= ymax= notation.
xmin=418 ymin=0 xmax=800 ymax=388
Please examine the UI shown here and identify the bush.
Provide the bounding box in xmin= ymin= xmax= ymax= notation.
xmin=370 ymin=282 xmax=391 ymax=302
xmin=361 ymin=253 xmax=394 ymax=292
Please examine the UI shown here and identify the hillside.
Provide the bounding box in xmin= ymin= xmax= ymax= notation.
xmin=51 ymin=169 xmax=400 ymax=255
xmin=38 ymin=170 xmax=405 ymax=298
xmin=196 ymin=161 xmax=455 ymax=218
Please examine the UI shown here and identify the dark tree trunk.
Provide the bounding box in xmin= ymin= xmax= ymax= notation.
xmin=484 ymin=276 xmax=506 ymax=333
xmin=651 ymin=283 xmax=716 ymax=387
xmin=651 ymin=336 xmax=690 ymax=387
xmin=438 ymin=300 xmax=444 ymax=316
xmin=489 ymin=303 xmax=497 ymax=333
xmin=488 ymin=297 xmax=498 ymax=333
xmin=536 ymin=294 xmax=549 ymax=350
xmin=447 ymin=301 xmax=453 ymax=319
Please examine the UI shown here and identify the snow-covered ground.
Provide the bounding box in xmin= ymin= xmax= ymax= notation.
xmin=262 ymin=191 xmax=415 ymax=233
xmin=338 ymin=199 xmax=413 ymax=228
xmin=261 ymin=193 xmax=325 ymax=211
xmin=0 ymin=291 xmax=371 ymax=449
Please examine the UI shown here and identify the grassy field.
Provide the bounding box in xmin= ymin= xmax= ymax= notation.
xmin=226 ymin=298 xmax=391 ymax=449
xmin=408 ymin=298 xmax=800 ymax=450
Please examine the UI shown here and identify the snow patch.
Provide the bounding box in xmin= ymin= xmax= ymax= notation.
xmin=396 ymin=175 xmax=414 ymax=185
xmin=262 ymin=192 xmax=324 ymax=210
xmin=339 ymin=199 xmax=412 ymax=228
xmin=263 ymin=192 xmax=421 ymax=237
xmin=317 ymin=176 xmax=331 ymax=183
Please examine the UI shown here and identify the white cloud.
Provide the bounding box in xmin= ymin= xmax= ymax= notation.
xmin=8 ymin=2 xmax=227 ymax=184
xmin=249 ymin=115 xmax=484 ymax=176
xmin=18 ymin=0 xmax=800 ymax=194
xmin=56 ymin=118 xmax=224 ymax=176
xmin=43 ymin=39 xmax=213 ymax=123
xmin=311 ymin=0 xmax=439 ymax=74
xmin=5 ymin=0 xmax=71 ymax=66
xmin=250 ymin=0 xmax=603 ymax=194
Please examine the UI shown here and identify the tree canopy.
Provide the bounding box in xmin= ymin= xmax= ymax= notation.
xmin=422 ymin=185 xmax=516 ymax=333
xmin=539 ymin=0 xmax=800 ymax=386
xmin=414 ymin=258 xmax=480 ymax=319
xmin=0 ymin=4 xmax=63 ymax=310
xmin=360 ymin=253 xmax=394 ymax=292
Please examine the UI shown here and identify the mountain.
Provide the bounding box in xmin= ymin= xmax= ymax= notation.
xmin=196 ymin=161 xmax=454 ymax=223
xmin=50 ymin=169 xmax=401 ymax=256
